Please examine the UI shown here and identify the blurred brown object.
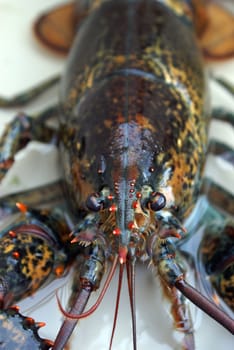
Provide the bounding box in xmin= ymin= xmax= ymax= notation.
xmin=198 ymin=1 xmax=234 ymax=61
xmin=33 ymin=1 xmax=234 ymax=61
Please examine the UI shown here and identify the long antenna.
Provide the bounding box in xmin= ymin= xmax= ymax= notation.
xmin=175 ymin=278 xmax=234 ymax=334
xmin=126 ymin=258 xmax=137 ymax=350
xmin=109 ymin=263 xmax=124 ymax=350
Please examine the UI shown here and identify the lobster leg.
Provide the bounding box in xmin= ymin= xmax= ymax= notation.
xmin=0 ymin=75 xmax=59 ymax=107
xmin=207 ymin=141 xmax=233 ymax=163
xmin=201 ymin=180 xmax=234 ymax=217
xmin=0 ymin=105 xmax=58 ymax=181
xmin=0 ymin=181 xmax=63 ymax=219
xmin=212 ymin=108 xmax=234 ymax=125
xmin=213 ymin=78 xmax=234 ymax=97
xmin=160 ymin=282 xmax=194 ymax=350
xmin=208 ymin=107 xmax=234 ymax=159
xmin=189 ymin=100 xmax=234 ymax=291
xmin=152 ymin=236 xmax=234 ymax=349
xmin=203 ymin=107 xmax=234 ymax=214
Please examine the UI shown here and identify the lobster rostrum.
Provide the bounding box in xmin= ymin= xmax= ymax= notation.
xmin=0 ymin=0 xmax=234 ymax=349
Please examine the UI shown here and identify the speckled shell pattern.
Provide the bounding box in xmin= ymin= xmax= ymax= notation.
xmin=0 ymin=209 xmax=70 ymax=305
xmin=59 ymin=0 xmax=209 ymax=224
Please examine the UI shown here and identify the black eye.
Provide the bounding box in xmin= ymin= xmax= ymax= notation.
xmin=86 ymin=194 xmax=102 ymax=212
xmin=147 ymin=192 xmax=166 ymax=211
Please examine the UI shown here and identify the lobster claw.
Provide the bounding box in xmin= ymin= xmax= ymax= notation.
xmin=0 ymin=306 xmax=54 ymax=349
xmin=0 ymin=207 xmax=70 ymax=306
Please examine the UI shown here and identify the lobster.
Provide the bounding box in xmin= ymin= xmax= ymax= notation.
xmin=0 ymin=0 xmax=234 ymax=349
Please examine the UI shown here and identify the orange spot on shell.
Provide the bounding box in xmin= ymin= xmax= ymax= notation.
xmin=113 ymin=228 xmax=121 ymax=236
xmin=8 ymin=230 xmax=17 ymax=238
xmin=55 ymin=265 xmax=64 ymax=277
xmin=128 ymin=221 xmax=135 ymax=230
xmin=36 ymin=322 xmax=46 ymax=329
xmin=16 ymin=202 xmax=28 ymax=213
xmin=212 ymin=293 xmax=220 ymax=306
xmin=12 ymin=251 xmax=20 ymax=259
xmin=119 ymin=246 xmax=128 ymax=264
xmin=10 ymin=305 xmax=20 ymax=312
xmin=109 ymin=205 xmax=117 ymax=212
xmin=25 ymin=317 xmax=35 ymax=326
xmin=70 ymin=237 xmax=78 ymax=244
xmin=44 ymin=340 xmax=54 ymax=348
xmin=114 ymin=55 xmax=126 ymax=64
xmin=135 ymin=114 xmax=156 ymax=132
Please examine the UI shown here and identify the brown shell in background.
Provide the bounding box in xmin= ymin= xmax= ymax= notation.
xmin=33 ymin=1 xmax=234 ymax=61
xmin=198 ymin=2 xmax=234 ymax=61
xmin=34 ymin=3 xmax=78 ymax=55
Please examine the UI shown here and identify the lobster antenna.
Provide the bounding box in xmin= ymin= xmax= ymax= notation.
xmin=126 ymin=259 xmax=137 ymax=350
xmin=53 ymin=287 xmax=91 ymax=350
xmin=175 ymin=278 xmax=234 ymax=334
xmin=56 ymin=255 xmax=119 ymax=319
xmin=109 ymin=263 xmax=125 ymax=350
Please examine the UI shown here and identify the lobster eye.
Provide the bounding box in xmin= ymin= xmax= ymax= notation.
xmin=147 ymin=192 xmax=166 ymax=211
xmin=86 ymin=194 xmax=102 ymax=212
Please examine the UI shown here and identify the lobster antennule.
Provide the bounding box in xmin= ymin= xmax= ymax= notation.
xmin=109 ymin=263 xmax=125 ymax=350
xmin=175 ymin=278 xmax=234 ymax=334
xmin=126 ymin=258 xmax=137 ymax=350
xmin=109 ymin=256 xmax=137 ymax=350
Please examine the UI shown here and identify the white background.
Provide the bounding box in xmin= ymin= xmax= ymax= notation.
xmin=0 ymin=1 xmax=233 ymax=349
